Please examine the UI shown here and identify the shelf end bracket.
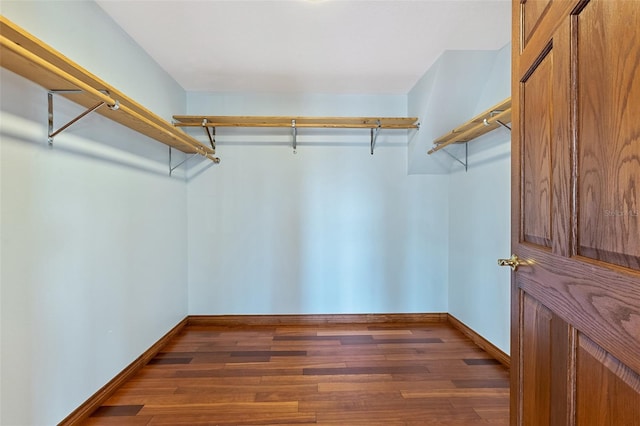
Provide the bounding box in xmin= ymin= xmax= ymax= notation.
xmin=441 ymin=143 xmax=468 ymax=172
xmin=496 ymin=120 xmax=511 ymax=131
xmin=47 ymin=90 xmax=107 ymax=146
xmin=169 ymin=147 xmax=199 ymax=176
xmin=202 ymin=119 xmax=216 ymax=152
xmin=291 ymin=119 xmax=297 ymax=153
xmin=370 ymin=120 xmax=381 ymax=155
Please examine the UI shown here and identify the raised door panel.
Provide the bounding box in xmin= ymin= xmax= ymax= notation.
xmin=521 ymin=49 xmax=554 ymax=249
xmin=576 ymin=335 xmax=640 ymax=425
xmin=575 ymin=0 xmax=640 ymax=270
xmin=520 ymin=292 xmax=571 ymax=425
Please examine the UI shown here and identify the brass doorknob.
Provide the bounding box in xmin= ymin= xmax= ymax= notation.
xmin=498 ymin=254 xmax=522 ymax=271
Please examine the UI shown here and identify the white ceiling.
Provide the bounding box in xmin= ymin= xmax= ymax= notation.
xmin=96 ymin=0 xmax=511 ymax=94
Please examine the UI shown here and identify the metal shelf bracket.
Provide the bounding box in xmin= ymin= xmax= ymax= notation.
xmin=370 ymin=120 xmax=381 ymax=155
xmin=169 ymin=147 xmax=198 ymax=176
xmin=495 ymin=120 xmax=511 ymax=131
xmin=484 ymin=110 xmax=512 ymax=131
xmin=47 ymin=89 xmax=116 ymax=146
xmin=440 ymin=143 xmax=468 ymax=172
xmin=291 ymin=119 xmax=297 ymax=154
xmin=202 ymin=118 xmax=216 ymax=152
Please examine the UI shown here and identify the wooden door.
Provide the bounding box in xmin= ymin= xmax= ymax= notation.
xmin=510 ymin=0 xmax=640 ymax=425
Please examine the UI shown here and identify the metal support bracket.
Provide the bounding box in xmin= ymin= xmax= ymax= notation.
xmin=202 ymin=119 xmax=216 ymax=152
xmin=291 ymin=119 xmax=297 ymax=153
xmin=47 ymin=90 xmax=117 ymax=146
xmin=496 ymin=120 xmax=511 ymax=131
xmin=441 ymin=143 xmax=468 ymax=172
xmin=370 ymin=120 xmax=381 ymax=155
xmin=169 ymin=147 xmax=199 ymax=176
xmin=483 ymin=110 xmax=512 ymax=131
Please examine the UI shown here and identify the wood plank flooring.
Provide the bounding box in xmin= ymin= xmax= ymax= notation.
xmin=83 ymin=322 xmax=509 ymax=425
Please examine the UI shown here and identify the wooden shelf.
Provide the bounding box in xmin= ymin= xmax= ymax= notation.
xmin=0 ymin=16 xmax=218 ymax=163
xmin=173 ymin=115 xmax=419 ymax=130
xmin=174 ymin=115 xmax=419 ymax=156
xmin=428 ymin=98 xmax=511 ymax=155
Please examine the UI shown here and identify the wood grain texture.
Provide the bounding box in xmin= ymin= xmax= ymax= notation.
xmin=522 ymin=0 xmax=553 ymax=47
xmin=433 ymin=98 xmax=511 ymax=143
xmin=510 ymin=3 xmax=523 ymax=422
xmin=521 ymin=294 xmax=552 ymax=426
xmin=516 ymin=243 xmax=640 ymax=377
xmin=576 ymin=335 xmax=640 ymax=426
xmin=518 ymin=290 xmax=575 ymax=425
xmin=518 ymin=0 xmax=575 ymax=65
xmin=430 ymin=98 xmax=511 ymax=153
xmin=521 ymin=48 xmax=553 ymax=248
xmin=576 ymin=0 xmax=640 ymax=270
xmin=550 ymin=11 xmax=573 ymax=259
xmin=188 ymin=313 xmax=449 ymax=327
xmin=447 ymin=314 xmax=510 ymax=368
xmin=173 ymin=116 xmax=419 ymax=129
xmin=81 ymin=321 xmax=509 ymax=425
xmin=509 ymin=4 xmax=640 ymax=422
xmin=90 ymin=405 xmax=144 ymax=417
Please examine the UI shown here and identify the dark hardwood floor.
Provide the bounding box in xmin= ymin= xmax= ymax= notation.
xmin=83 ymin=322 xmax=509 ymax=425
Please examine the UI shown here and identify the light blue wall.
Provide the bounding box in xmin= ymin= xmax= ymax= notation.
xmin=185 ymin=93 xmax=450 ymax=315
xmin=446 ymin=44 xmax=511 ymax=354
xmin=448 ymin=139 xmax=511 ymax=354
xmin=407 ymin=44 xmax=511 ymax=354
xmin=408 ymin=50 xmax=498 ymax=174
xmin=0 ymin=1 xmax=189 ymax=424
